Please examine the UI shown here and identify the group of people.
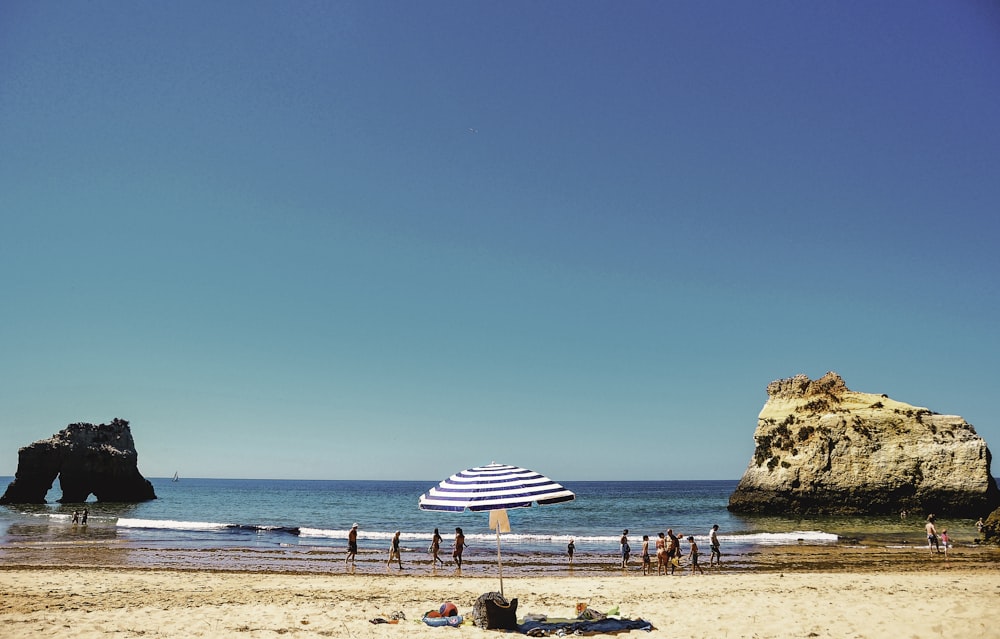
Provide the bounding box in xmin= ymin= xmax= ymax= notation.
xmin=925 ymin=514 xmax=990 ymax=557
xmin=618 ymin=524 xmax=721 ymax=575
xmin=924 ymin=514 xmax=953 ymax=557
xmin=344 ymin=524 xmax=467 ymax=569
xmin=71 ymin=508 xmax=89 ymax=525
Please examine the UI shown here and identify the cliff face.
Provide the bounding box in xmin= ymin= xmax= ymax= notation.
xmin=728 ymin=373 xmax=998 ymax=517
xmin=0 ymin=419 xmax=156 ymax=504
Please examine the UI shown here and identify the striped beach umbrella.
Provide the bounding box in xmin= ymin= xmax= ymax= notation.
xmin=419 ymin=462 xmax=574 ymax=595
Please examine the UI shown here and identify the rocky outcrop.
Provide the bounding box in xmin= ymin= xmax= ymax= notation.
xmin=0 ymin=419 xmax=156 ymax=504
xmin=982 ymin=508 xmax=1000 ymax=544
xmin=728 ymin=372 xmax=998 ymax=517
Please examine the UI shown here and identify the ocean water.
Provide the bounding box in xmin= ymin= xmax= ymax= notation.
xmin=0 ymin=477 xmax=984 ymax=574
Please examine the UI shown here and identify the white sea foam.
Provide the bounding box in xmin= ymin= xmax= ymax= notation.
xmin=731 ymin=531 xmax=839 ymax=545
xmin=117 ymin=518 xmax=231 ymax=531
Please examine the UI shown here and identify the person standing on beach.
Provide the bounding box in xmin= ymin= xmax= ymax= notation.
xmin=926 ymin=515 xmax=940 ymax=554
xmin=81 ymin=508 xmax=88 ymax=525
xmin=666 ymin=529 xmax=681 ymax=574
xmin=976 ymin=517 xmax=984 ymax=535
xmin=620 ymin=529 xmax=630 ymax=569
xmin=346 ymin=523 xmax=359 ymax=565
xmin=656 ymin=532 xmax=668 ymax=575
xmin=453 ymin=527 xmax=466 ymax=567
xmin=71 ymin=510 xmax=79 ymax=524
xmin=387 ymin=530 xmax=402 ymax=569
xmin=709 ymin=524 xmax=721 ymax=567
xmin=430 ymin=528 xmax=444 ymax=566
xmin=939 ymin=529 xmax=950 ymax=560
xmin=641 ymin=535 xmax=651 ymax=575
xmin=567 ymin=538 xmax=575 ymax=564
xmin=687 ymin=536 xmax=705 ymax=575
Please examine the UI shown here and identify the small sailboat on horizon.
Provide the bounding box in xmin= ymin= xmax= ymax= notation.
xmin=172 ymin=471 xmax=179 ymax=482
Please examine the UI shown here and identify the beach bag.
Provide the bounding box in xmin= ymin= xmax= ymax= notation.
xmin=473 ymin=592 xmax=518 ymax=630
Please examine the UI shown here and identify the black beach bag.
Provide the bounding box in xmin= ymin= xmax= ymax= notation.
xmin=473 ymin=592 xmax=519 ymax=630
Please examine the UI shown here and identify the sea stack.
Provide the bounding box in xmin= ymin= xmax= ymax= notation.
xmin=0 ymin=418 xmax=156 ymax=504
xmin=728 ymin=372 xmax=998 ymax=517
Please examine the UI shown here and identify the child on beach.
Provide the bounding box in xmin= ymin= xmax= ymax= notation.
xmin=641 ymin=535 xmax=651 ymax=575
xmin=687 ymin=536 xmax=705 ymax=575
xmin=940 ymin=529 xmax=949 ymax=559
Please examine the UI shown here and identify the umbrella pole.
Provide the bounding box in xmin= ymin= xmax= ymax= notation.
xmin=496 ymin=525 xmax=504 ymax=597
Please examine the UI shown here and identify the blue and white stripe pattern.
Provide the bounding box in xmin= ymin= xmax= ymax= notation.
xmin=418 ymin=462 xmax=575 ymax=512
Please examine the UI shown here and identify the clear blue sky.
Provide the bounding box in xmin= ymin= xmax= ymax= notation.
xmin=2 ymin=2 xmax=998 ymax=481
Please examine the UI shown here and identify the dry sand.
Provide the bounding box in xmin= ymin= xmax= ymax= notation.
xmin=2 ymin=546 xmax=999 ymax=638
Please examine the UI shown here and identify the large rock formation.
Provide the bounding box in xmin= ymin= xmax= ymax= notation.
xmin=982 ymin=507 xmax=1000 ymax=544
xmin=728 ymin=372 xmax=998 ymax=517
xmin=0 ymin=419 xmax=156 ymax=504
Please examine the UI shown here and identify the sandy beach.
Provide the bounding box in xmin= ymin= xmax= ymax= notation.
xmin=3 ymin=544 xmax=998 ymax=639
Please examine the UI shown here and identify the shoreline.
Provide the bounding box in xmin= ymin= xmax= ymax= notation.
xmin=3 ymin=537 xmax=998 ymax=575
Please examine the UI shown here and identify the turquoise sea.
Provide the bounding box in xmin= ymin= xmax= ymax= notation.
xmin=0 ymin=478 xmax=987 ymax=574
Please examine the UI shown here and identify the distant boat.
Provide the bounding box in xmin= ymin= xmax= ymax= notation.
xmin=172 ymin=471 xmax=179 ymax=482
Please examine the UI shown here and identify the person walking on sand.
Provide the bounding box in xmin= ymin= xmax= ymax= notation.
xmin=453 ymin=527 xmax=466 ymax=567
xmin=709 ymin=524 xmax=722 ymax=567
xmin=656 ymin=532 xmax=668 ymax=575
xmin=687 ymin=536 xmax=705 ymax=575
xmin=567 ymin=538 xmax=575 ymax=564
xmin=926 ymin=515 xmax=940 ymax=554
xmin=429 ymin=528 xmax=444 ymax=566
xmin=619 ymin=529 xmax=630 ymax=569
xmin=387 ymin=530 xmax=403 ymax=569
xmin=346 ymin=523 xmax=359 ymax=565
xmin=641 ymin=535 xmax=651 ymax=575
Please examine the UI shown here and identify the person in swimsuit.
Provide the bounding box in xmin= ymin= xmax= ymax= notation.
xmin=430 ymin=528 xmax=444 ymax=566
xmin=387 ymin=530 xmax=402 ymax=569
xmin=926 ymin=515 xmax=940 ymax=554
xmin=567 ymin=538 xmax=575 ymax=564
xmin=687 ymin=536 xmax=705 ymax=575
xmin=709 ymin=524 xmax=721 ymax=567
xmin=346 ymin=523 xmax=359 ymax=565
xmin=620 ymin=529 xmax=630 ymax=569
xmin=453 ymin=527 xmax=466 ymax=567
xmin=641 ymin=535 xmax=651 ymax=575
xmin=656 ymin=532 xmax=668 ymax=575
xmin=666 ymin=529 xmax=681 ymax=574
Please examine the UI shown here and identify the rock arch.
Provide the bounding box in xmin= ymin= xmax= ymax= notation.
xmin=0 ymin=419 xmax=156 ymax=504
